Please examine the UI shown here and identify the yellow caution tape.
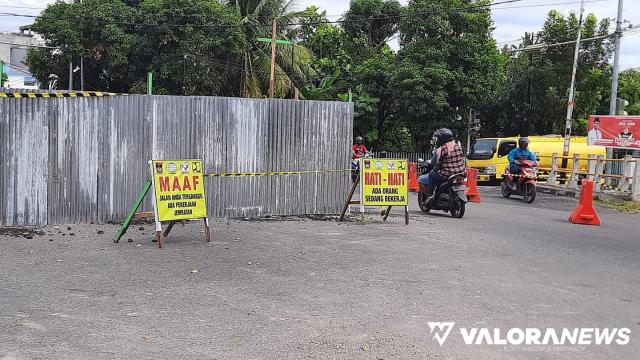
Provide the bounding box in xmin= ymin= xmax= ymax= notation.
xmin=205 ymin=169 xmax=351 ymax=177
xmin=0 ymin=91 xmax=122 ymax=98
xmin=500 ymin=173 xmax=552 ymax=179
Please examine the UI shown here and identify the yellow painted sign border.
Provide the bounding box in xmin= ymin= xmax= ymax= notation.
xmin=151 ymin=159 xmax=208 ymax=222
xmin=360 ymin=158 xmax=409 ymax=206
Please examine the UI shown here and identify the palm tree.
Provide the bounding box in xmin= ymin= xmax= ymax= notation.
xmin=510 ymin=32 xmax=542 ymax=51
xmin=225 ymin=0 xmax=314 ymax=98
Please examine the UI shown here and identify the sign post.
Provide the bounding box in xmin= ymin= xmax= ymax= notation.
xmin=149 ymin=159 xmax=210 ymax=248
xmin=340 ymin=158 xmax=409 ymax=224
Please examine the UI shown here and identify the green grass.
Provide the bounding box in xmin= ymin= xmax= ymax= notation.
xmin=595 ymin=200 xmax=640 ymax=214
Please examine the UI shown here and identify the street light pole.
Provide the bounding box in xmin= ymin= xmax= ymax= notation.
xmin=561 ymin=0 xmax=585 ymax=171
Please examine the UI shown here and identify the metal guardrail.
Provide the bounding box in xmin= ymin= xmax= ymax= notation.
xmin=534 ymin=152 xmax=640 ymax=200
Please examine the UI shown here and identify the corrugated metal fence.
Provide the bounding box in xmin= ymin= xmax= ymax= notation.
xmin=0 ymin=95 xmax=353 ymax=226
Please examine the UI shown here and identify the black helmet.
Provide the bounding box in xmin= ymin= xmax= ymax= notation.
xmin=518 ymin=137 xmax=529 ymax=149
xmin=355 ymin=136 xmax=364 ymax=144
xmin=434 ymin=128 xmax=454 ymax=146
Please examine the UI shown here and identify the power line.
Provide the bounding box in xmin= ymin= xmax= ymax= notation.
xmin=4 ymin=62 xmax=31 ymax=75
xmin=0 ymin=5 xmax=45 ymax=10
xmin=512 ymin=25 xmax=637 ymax=53
xmin=490 ymin=0 xmax=609 ymax=10
xmin=0 ymin=0 xmax=524 ymax=30
xmin=494 ymin=0 xmax=611 ymax=46
xmin=510 ymin=33 xmax=612 ymax=53
xmin=0 ymin=0 xmax=609 ymax=21
xmin=0 ymin=40 xmax=58 ymax=49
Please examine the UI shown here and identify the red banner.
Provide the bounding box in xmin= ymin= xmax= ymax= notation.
xmin=588 ymin=115 xmax=640 ymax=149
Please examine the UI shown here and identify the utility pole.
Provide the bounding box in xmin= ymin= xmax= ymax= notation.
xmin=609 ymin=0 xmax=624 ymax=116
xmin=467 ymin=109 xmax=473 ymax=154
xmin=604 ymin=0 xmax=624 ymax=181
xmin=259 ymin=20 xmax=298 ymax=99
xmin=79 ymin=0 xmax=84 ymax=91
xmin=68 ymin=60 xmax=73 ymax=91
xmin=269 ymin=19 xmax=277 ymax=98
xmin=561 ymin=0 xmax=585 ymax=171
xmin=526 ymin=52 xmax=533 ymax=135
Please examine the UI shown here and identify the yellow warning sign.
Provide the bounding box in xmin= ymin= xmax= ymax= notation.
xmin=152 ymin=159 xmax=207 ymax=221
xmin=361 ymin=158 xmax=408 ymax=206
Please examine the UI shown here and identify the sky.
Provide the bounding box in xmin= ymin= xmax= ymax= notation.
xmin=0 ymin=0 xmax=638 ymax=69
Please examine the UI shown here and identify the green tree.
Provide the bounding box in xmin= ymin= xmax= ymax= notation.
xmin=295 ymin=0 xmax=407 ymax=150
xmin=28 ymin=0 xmax=245 ymax=95
xmin=501 ymin=10 xmax=613 ymax=135
xmin=396 ymin=0 xmax=503 ymax=150
xmin=224 ymin=0 xmax=314 ymax=98
xmin=618 ymin=69 xmax=640 ymax=115
xmin=353 ymin=49 xmax=400 ymax=148
xmin=293 ymin=7 xmax=352 ymax=101
xmin=342 ymin=0 xmax=404 ymax=148
xmin=342 ymin=0 xmax=402 ymax=55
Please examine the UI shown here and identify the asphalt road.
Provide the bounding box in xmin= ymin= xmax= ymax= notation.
xmin=1 ymin=187 xmax=639 ymax=359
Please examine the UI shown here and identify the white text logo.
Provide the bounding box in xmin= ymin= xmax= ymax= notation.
xmin=427 ymin=322 xmax=455 ymax=346
xmin=428 ymin=323 xmax=631 ymax=347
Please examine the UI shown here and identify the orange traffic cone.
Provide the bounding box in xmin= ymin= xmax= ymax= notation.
xmin=408 ymin=162 xmax=419 ymax=193
xmin=569 ymin=180 xmax=601 ymax=226
xmin=465 ymin=168 xmax=481 ymax=203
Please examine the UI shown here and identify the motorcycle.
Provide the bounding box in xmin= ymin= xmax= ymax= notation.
xmin=416 ymin=159 xmax=468 ymax=218
xmin=501 ymin=159 xmax=537 ymax=203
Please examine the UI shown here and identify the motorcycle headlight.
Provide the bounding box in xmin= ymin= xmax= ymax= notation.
xmin=485 ymin=164 xmax=496 ymax=174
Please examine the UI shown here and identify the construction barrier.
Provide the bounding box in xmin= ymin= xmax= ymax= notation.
xmin=569 ymin=180 xmax=601 ymax=226
xmin=408 ymin=162 xmax=419 ymax=192
xmin=465 ymin=168 xmax=481 ymax=203
xmin=205 ymin=169 xmax=350 ymax=177
xmin=0 ymin=91 xmax=122 ymax=98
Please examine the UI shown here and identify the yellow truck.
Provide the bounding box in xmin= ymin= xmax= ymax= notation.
xmin=467 ymin=135 xmax=606 ymax=184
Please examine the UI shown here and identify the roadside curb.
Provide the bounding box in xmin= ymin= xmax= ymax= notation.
xmin=538 ymin=185 xmax=634 ymax=202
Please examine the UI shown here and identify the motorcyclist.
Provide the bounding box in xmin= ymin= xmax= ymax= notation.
xmin=352 ymin=136 xmax=368 ymax=159
xmin=508 ymin=137 xmax=537 ymax=175
xmin=418 ymin=128 xmax=466 ymax=199
xmin=351 ymin=136 xmax=369 ymax=182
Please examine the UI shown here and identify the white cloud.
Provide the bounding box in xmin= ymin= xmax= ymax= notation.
xmin=1 ymin=0 xmax=637 ymax=68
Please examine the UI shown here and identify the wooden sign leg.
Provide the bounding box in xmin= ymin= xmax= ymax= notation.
xmin=155 ymin=228 xmax=164 ymax=248
xmin=204 ymin=218 xmax=211 ymax=242
xmin=382 ymin=206 xmax=392 ymax=221
xmin=405 ymin=206 xmax=409 ymax=225
xmin=163 ymin=221 xmax=175 ymax=238
xmin=339 ymin=174 xmax=360 ymax=222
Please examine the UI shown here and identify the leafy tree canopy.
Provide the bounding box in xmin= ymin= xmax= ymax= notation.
xmin=26 ymin=0 xmax=639 ymax=152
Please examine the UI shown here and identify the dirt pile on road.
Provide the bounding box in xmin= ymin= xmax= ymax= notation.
xmin=0 ymin=227 xmax=45 ymax=239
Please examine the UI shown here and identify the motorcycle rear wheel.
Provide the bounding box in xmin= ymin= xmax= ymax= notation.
xmin=418 ymin=192 xmax=431 ymax=213
xmin=523 ymin=183 xmax=536 ymax=203
xmin=450 ymin=198 xmax=465 ymax=218
xmin=500 ymin=181 xmax=511 ymax=198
